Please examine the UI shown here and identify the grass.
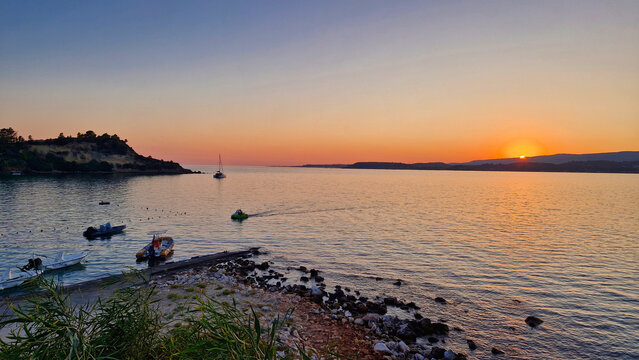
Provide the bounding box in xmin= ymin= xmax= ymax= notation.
xmin=167 ymin=292 xmax=181 ymax=301
xmin=0 ymin=277 xmax=313 ymax=360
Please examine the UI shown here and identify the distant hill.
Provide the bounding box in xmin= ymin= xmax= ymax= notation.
xmin=0 ymin=128 xmax=195 ymax=174
xmin=455 ymin=151 xmax=639 ymax=166
xmin=301 ymin=151 xmax=639 ymax=174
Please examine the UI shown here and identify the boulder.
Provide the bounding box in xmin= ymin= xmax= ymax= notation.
xmin=525 ymin=316 xmax=543 ymax=327
xmin=466 ymin=339 xmax=477 ymax=350
xmin=396 ymin=323 xmax=417 ymax=343
xmin=383 ymin=297 xmax=398 ymax=306
xmin=434 ymin=297 xmax=447 ymax=304
xmin=491 ymin=347 xmax=504 ymax=355
xmin=430 ymin=346 xmax=445 ymax=359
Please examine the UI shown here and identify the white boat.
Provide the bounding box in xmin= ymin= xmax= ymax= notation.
xmin=213 ymin=154 xmax=226 ymax=178
xmin=0 ymin=269 xmax=39 ymax=290
xmin=41 ymin=252 xmax=88 ymax=271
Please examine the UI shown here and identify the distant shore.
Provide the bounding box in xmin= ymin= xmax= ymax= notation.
xmin=299 ymin=160 xmax=639 ymax=174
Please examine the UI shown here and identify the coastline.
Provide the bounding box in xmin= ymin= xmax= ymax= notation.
xmin=1 ymin=249 xmax=484 ymax=360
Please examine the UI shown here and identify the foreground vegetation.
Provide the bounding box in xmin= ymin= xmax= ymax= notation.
xmin=0 ymin=278 xmax=310 ymax=359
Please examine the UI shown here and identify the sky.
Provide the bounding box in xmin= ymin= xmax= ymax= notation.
xmin=1 ymin=1 xmax=638 ymax=165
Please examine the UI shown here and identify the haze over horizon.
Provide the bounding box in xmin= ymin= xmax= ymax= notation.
xmin=2 ymin=1 xmax=638 ymax=166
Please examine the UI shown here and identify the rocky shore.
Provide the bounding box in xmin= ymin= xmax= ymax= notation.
xmin=148 ymin=252 xmax=482 ymax=360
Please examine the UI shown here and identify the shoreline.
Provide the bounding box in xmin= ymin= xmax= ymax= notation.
xmin=1 ymin=249 xmax=486 ymax=359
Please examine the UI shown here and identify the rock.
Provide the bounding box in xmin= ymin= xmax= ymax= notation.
xmin=432 ymin=322 xmax=450 ymax=335
xmin=383 ymin=297 xmax=398 ymax=306
xmin=362 ymin=313 xmax=380 ymax=322
xmin=373 ymin=342 xmax=392 ymax=354
xmin=397 ymin=323 xmax=417 ymax=343
xmin=430 ymin=346 xmax=445 ymax=359
xmin=256 ymin=262 xmax=270 ymax=270
xmin=309 ymin=269 xmax=318 ymax=277
xmin=491 ymin=347 xmax=504 ymax=355
xmin=525 ymin=316 xmax=543 ymax=327
xmin=300 ymin=276 xmax=309 ymax=282
xmin=386 ymin=341 xmax=398 ymax=351
xmin=467 ymin=339 xmax=477 ymax=350
xmin=375 ymin=276 xmax=383 ymax=281
xmin=414 ymin=313 xmax=423 ymax=320
xmin=354 ymin=318 xmax=364 ymax=325
xmin=398 ymin=341 xmax=410 ymax=353
xmin=413 ymin=354 xmax=425 ymax=360
xmin=298 ymin=266 xmax=308 ymax=272
xmin=393 ymin=279 xmax=402 ymax=286
xmin=314 ymin=275 xmax=324 ymax=282
xmin=310 ymin=285 xmax=323 ymax=296
xmin=454 ymin=354 xmax=468 ymax=360
xmin=434 ymin=297 xmax=447 ymax=304
xmin=261 ymin=306 xmax=270 ymax=312
xmin=427 ymin=337 xmax=439 ymax=343
xmin=444 ymin=350 xmax=456 ymax=360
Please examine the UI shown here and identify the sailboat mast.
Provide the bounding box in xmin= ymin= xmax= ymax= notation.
xmin=218 ymin=154 xmax=223 ymax=172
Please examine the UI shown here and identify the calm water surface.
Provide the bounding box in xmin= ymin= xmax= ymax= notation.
xmin=1 ymin=167 xmax=637 ymax=359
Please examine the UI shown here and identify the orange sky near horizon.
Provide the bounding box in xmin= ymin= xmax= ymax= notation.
xmin=2 ymin=1 xmax=638 ymax=165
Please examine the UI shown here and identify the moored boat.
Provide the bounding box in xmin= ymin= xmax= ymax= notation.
xmin=136 ymin=231 xmax=174 ymax=261
xmin=83 ymin=223 xmax=126 ymax=238
xmin=213 ymin=154 xmax=226 ymax=178
xmin=0 ymin=269 xmax=39 ymax=290
xmin=41 ymin=252 xmax=88 ymax=271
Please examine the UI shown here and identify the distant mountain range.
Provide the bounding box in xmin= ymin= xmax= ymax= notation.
xmin=301 ymin=151 xmax=639 ymax=174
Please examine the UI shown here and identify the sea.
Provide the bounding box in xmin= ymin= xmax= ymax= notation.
xmin=1 ymin=166 xmax=637 ymax=359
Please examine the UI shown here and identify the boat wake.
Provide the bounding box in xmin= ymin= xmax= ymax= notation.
xmin=249 ymin=206 xmax=370 ymax=218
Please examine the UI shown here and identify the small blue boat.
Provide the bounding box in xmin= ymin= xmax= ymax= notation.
xmin=83 ymin=222 xmax=126 ymax=239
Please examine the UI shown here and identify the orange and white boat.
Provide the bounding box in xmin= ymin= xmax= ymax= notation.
xmin=136 ymin=230 xmax=174 ymax=261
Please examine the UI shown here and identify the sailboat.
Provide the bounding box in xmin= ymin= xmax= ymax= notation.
xmin=213 ymin=154 xmax=226 ymax=178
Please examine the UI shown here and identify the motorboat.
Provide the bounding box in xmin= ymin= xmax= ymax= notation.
xmin=41 ymin=252 xmax=88 ymax=271
xmin=231 ymin=209 xmax=248 ymax=220
xmin=20 ymin=252 xmax=88 ymax=272
xmin=0 ymin=269 xmax=39 ymax=290
xmin=136 ymin=230 xmax=174 ymax=261
xmin=83 ymin=222 xmax=126 ymax=239
xmin=213 ymin=154 xmax=226 ymax=178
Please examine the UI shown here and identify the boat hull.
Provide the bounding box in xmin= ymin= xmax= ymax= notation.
xmin=42 ymin=253 xmax=88 ymax=271
xmin=231 ymin=213 xmax=248 ymax=220
xmin=136 ymin=237 xmax=174 ymax=261
xmin=0 ymin=270 xmax=39 ymax=290
xmin=84 ymin=225 xmax=126 ymax=238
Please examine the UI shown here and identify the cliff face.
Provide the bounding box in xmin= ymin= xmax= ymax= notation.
xmin=0 ymin=130 xmax=194 ymax=174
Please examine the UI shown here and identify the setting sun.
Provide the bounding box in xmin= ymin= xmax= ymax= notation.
xmin=519 ymin=155 xmax=526 ymax=159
